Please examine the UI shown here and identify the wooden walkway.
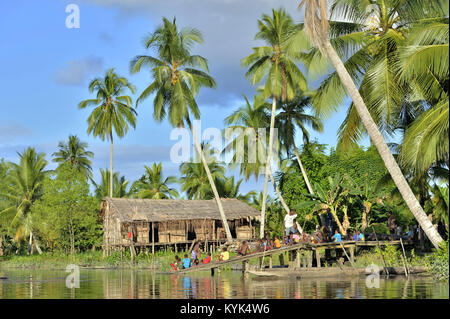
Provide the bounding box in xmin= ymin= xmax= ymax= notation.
xmin=161 ymin=240 xmax=413 ymax=275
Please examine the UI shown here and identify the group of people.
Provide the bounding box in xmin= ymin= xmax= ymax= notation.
xmin=171 ymin=242 xmax=231 ymax=271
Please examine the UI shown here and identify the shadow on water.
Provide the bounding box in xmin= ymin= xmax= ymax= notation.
xmin=0 ymin=269 xmax=448 ymax=299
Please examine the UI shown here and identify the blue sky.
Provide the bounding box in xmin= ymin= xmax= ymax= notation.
xmin=0 ymin=0 xmax=368 ymax=196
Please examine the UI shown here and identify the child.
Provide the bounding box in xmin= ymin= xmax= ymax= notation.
xmin=171 ymin=255 xmax=181 ymax=271
xmin=203 ymin=252 xmax=212 ymax=264
xmin=182 ymin=254 xmax=191 ymax=269
xmin=332 ymin=230 xmax=342 ymax=243
xmin=255 ymin=239 xmax=264 ymax=252
xmin=292 ymin=232 xmax=301 ymax=243
xmin=237 ymin=241 xmax=250 ymax=256
xmin=218 ymin=247 xmax=230 ymax=261
xmin=274 ymin=235 xmax=281 ymax=249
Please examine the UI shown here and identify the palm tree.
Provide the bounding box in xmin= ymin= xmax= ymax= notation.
xmin=398 ymin=16 xmax=449 ymax=177
xmin=92 ymin=169 xmax=131 ymax=200
xmin=299 ymin=0 xmax=443 ymax=248
xmin=130 ymin=163 xmax=179 ymax=199
xmin=179 ymin=147 xmax=226 ymax=200
xmin=0 ymin=148 xmax=48 ymax=254
xmin=52 ymin=135 xmax=94 ymax=178
xmin=276 ymin=91 xmax=323 ymax=195
xmin=216 ymin=176 xmax=257 ymax=204
xmin=223 ymin=94 xmax=292 ymax=214
xmin=78 ymin=68 xmax=137 ymax=198
xmin=242 ymin=8 xmax=308 ymax=238
xmin=130 ymin=17 xmax=233 ymax=243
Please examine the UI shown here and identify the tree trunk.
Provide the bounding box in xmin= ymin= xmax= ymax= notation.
xmin=33 ymin=238 xmax=43 ymax=255
xmin=362 ymin=201 xmax=371 ymax=231
xmin=322 ymin=39 xmax=443 ymax=249
xmin=331 ymin=207 xmax=346 ymax=236
xmin=29 ymin=232 xmax=34 ymax=255
xmin=190 ymin=124 xmax=233 ymax=243
xmin=109 ymin=133 xmax=114 ymax=198
xmin=293 ymin=145 xmax=314 ymax=195
xmin=260 ymin=96 xmax=277 ymax=239
xmin=269 ymin=171 xmax=290 ymax=214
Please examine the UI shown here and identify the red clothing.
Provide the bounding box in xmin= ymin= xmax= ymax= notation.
xmin=203 ymin=256 xmax=211 ymax=264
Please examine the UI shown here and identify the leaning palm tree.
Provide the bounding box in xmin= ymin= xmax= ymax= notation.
xmin=299 ymin=0 xmax=443 ymax=248
xmin=276 ymin=91 xmax=323 ymax=195
xmin=0 ymin=148 xmax=48 ymax=254
xmin=242 ymin=8 xmax=308 ymax=238
xmin=130 ymin=17 xmax=233 ymax=242
xmin=78 ymin=68 xmax=137 ymax=198
xmin=52 ymin=135 xmax=94 ymax=178
xmin=130 ymin=163 xmax=179 ymax=199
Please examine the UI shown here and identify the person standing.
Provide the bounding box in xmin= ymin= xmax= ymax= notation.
xmin=388 ymin=213 xmax=396 ymax=240
xmin=284 ymin=210 xmax=298 ymax=237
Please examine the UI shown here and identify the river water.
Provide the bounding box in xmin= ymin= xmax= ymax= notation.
xmin=0 ymin=269 xmax=448 ymax=299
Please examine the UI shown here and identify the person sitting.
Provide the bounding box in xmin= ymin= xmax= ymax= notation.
xmin=218 ymin=247 xmax=230 ymax=261
xmin=332 ymin=230 xmax=342 ymax=243
xmin=237 ymin=241 xmax=250 ymax=256
xmin=292 ymin=232 xmax=301 ymax=244
xmin=255 ymin=239 xmax=265 ymax=252
xmin=182 ymin=254 xmax=191 ymax=269
xmin=193 ymin=258 xmax=200 ymax=267
xmin=274 ymin=235 xmax=281 ymax=249
xmin=171 ymin=255 xmax=181 ymax=271
xmin=357 ymin=230 xmax=365 ymax=242
xmin=313 ymin=225 xmax=323 ymax=243
xmin=203 ymin=252 xmax=212 ymax=264
xmin=264 ymin=235 xmax=273 ymax=251
xmin=352 ymin=230 xmax=358 ymax=241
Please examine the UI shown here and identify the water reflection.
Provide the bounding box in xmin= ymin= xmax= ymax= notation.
xmin=0 ymin=269 xmax=448 ymax=299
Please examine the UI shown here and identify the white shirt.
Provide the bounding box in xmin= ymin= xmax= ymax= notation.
xmin=284 ymin=214 xmax=297 ymax=228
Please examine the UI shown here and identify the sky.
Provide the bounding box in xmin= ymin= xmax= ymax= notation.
xmin=0 ymin=0 xmax=368 ymax=196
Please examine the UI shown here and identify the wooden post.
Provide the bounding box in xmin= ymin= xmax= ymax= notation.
xmin=279 ymin=253 xmax=285 ymax=267
xmin=400 ymin=238 xmax=410 ymax=276
xmin=302 ymin=250 xmax=307 ymax=268
xmin=315 ymin=248 xmax=321 ymax=268
xmin=269 ymin=255 xmax=273 ymax=269
xmin=372 ymin=227 xmax=389 ymax=276
xmin=296 ymin=250 xmax=301 ymax=269
xmin=339 ymin=243 xmax=355 ymax=268
xmin=307 ymin=250 xmax=313 ymax=268
xmin=349 ymin=245 xmax=355 ymax=264
xmin=152 ymin=222 xmax=155 ymax=256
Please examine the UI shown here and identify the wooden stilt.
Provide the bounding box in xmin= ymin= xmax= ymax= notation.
xmin=151 ymin=222 xmax=155 ymax=256
xmin=315 ymin=249 xmax=321 ymax=268
xmin=269 ymin=255 xmax=273 ymax=269
xmin=307 ymin=250 xmax=313 ymax=268
xmin=349 ymin=245 xmax=355 ymax=264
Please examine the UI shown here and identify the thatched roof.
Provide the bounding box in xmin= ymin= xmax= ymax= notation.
xmin=102 ymin=197 xmax=261 ymax=222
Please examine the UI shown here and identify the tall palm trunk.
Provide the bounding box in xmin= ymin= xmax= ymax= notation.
xmin=293 ymin=141 xmax=314 ymax=195
xmin=189 ymin=124 xmax=233 ymax=243
xmin=321 ymin=38 xmax=443 ymax=248
xmin=269 ymin=171 xmax=290 ymax=214
xmin=109 ymin=133 xmax=114 ymax=198
xmin=260 ymin=96 xmax=277 ymax=238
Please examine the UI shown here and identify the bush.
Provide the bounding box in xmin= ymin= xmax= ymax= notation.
xmin=429 ymin=239 xmax=449 ymax=281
